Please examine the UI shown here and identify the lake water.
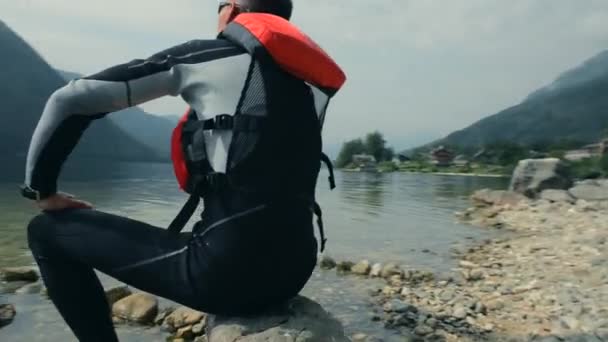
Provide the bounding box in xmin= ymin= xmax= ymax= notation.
xmin=0 ymin=162 xmax=509 ymax=341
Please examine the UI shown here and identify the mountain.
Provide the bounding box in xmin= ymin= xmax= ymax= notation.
xmin=59 ymin=70 xmax=179 ymax=160
xmin=421 ymin=50 xmax=608 ymax=151
xmin=0 ymin=20 xmax=162 ymax=165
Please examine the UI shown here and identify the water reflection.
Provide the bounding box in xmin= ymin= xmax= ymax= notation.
xmin=339 ymin=172 xmax=386 ymax=215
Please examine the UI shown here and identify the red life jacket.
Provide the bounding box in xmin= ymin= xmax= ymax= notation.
xmin=168 ymin=13 xmax=346 ymax=251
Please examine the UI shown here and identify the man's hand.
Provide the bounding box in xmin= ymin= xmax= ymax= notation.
xmin=37 ymin=193 xmax=94 ymax=211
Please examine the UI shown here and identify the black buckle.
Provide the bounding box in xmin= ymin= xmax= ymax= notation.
xmin=214 ymin=114 xmax=233 ymax=130
xmin=203 ymin=172 xmax=228 ymax=192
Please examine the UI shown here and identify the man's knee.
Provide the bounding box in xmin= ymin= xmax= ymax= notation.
xmin=27 ymin=212 xmax=54 ymax=244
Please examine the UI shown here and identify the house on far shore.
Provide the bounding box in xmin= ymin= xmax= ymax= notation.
xmin=564 ymin=138 xmax=608 ymax=161
xmin=393 ymin=153 xmax=411 ymax=164
xmin=453 ymin=155 xmax=469 ymax=167
xmin=430 ymin=146 xmax=455 ymax=167
xmin=352 ymin=154 xmax=378 ymax=172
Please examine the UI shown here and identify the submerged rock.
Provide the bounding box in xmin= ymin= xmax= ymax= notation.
xmin=336 ymin=261 xmax=354 ymax=273
xmin=207 ymin=296 xmax=349 ymax=342
xmin=0 ymin=304 xmax=16 ymax=328
xmin=0 ymin=267 xmax=39 ymax=282
xmin=351 ymin=260 xmax=372 ymax=276
xmin=319 ymin=256 xmax=337 ymax=270
xmin=509 ymin=158 xmax=572 ymax=198
xmin=112 ymin=293 xmax=158 ymax=324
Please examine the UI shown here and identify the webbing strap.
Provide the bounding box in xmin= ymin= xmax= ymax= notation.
xmin=168 ymin=173 xmax=229 ymax=233
xmin=183 ymin=114 xmax=264 ymax=132
xmin=320 ymin=153 xmax=336 ymax=190
xmin=168 ymin=193 xmax=201 ymax=233
xmin=313 ymin=202 xmax=327 ymax=253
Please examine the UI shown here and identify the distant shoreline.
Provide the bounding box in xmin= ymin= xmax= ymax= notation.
xmin=340 ymin=169 xmax=509 ymax=178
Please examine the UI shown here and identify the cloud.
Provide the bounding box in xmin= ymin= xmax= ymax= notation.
xmin=2 ymin=0 xmax=608 ymax=150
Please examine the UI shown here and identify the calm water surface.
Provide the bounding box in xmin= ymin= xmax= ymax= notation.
xmin=0 ymin=162 xmax=508 ymax=341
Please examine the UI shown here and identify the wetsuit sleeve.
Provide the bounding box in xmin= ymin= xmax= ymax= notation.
xmin=22 ymin=41 xmax=199 ymax=200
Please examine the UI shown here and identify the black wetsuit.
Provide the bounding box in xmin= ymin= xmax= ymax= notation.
xmin=21 ymin=34 xmax=323 ymax=341
xmin=28 ymin=203 xmax=317 ymax=342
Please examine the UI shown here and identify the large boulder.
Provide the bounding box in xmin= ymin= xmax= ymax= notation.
xmin=207 ymin=296 xmax=349 ymax=342
xmin=569 ymin=180 xmax=608 ymax=201
xmin=509 ymin=158 xmax=573 ymax=198
xmin=0 ymin=304 xmax=16 ymax=328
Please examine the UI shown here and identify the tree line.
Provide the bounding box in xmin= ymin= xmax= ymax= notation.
xmin=336 ymin=131 xmax=394 ymax=168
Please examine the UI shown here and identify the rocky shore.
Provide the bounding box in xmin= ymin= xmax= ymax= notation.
xmin=0 ymin=268 xmax=349 ymax=342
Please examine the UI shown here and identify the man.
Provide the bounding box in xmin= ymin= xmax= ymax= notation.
xmin=21 ymin=0 xmax=345 ymax=341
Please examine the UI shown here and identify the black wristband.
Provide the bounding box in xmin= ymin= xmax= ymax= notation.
xmin=20 ymin=185 xmax=54 ymax=201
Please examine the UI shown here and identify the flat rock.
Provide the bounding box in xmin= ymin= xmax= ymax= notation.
xmin=471 ymin=189 xmax=527 ymax=207
xmin=569 ymin=181 xmax=608 ymax=201
xmin=541 ymin=189 xmax=576 ymax=203
xmin=112 ymin=293 xmax=158 ymax=324
xmin=0 ymin=267 xmax=39 ymax=282
xmin=351 ymin=260 xmax=371 ymax=276
xmin=0 ymin=304 xmax=16 ymax=328
xmin=207 ymin=296 xmax=349 ymax=342
xmin=383 ymin=299 xmax=416 ymax=314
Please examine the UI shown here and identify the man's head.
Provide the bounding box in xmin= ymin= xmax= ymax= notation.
xmin=217 ymin=0 xmax=293 ymax=31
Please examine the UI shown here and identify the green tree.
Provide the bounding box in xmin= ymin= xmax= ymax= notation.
xmin=336 ymin=138 xmax=365 ymax=168
xmin=365 ymin=131 xmax=387 ymax=162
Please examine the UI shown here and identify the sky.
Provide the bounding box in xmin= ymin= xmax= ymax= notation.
xmin=2 ymin=0 xmax=608 ymax=152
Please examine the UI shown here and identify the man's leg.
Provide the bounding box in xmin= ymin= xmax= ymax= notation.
xmin=27 ymin=208 xmax=204 ymax=342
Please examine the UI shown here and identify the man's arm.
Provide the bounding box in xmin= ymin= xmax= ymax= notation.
xmin=21 ymin=40 xmax=208 ymax=200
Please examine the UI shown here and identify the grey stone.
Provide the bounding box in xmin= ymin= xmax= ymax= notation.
xmin=452 ymin=306 xmax=468 ymax=319
xmin=194 ymin=336 xmax=209 ymax=342
xmin=471 ymin=189 xmax=527 ymax=207
xmin=439 ymin=290 xmax=455 ymax=302
xmin=414 ymin=324 xmax=434 ymax=336
xmin=0 ymin=266 xmax=39 ymax=282
xmin=319 ymin=256 xmax=337 ymax=270
xmin=381 ymin=263 xmax=403 ymax=279
xmin=383 ymin=299 xmax=416 ymax=314
xmin=0 ymin=304 xmax=16 ymax=328
xmin=207 ymin=296 xmax=349 ymax=342
xmin=112 ymin=292 xmax=158 ymax=324
xmin=569 ymin=181 xmax=608 ymax=201
xmin=541 ymin=189 xmax=576 ymax=203
xmin=351 ymin=260 xmax=372 ymax=276
xmin=509 ymin=158 xmax=573 ymax=198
